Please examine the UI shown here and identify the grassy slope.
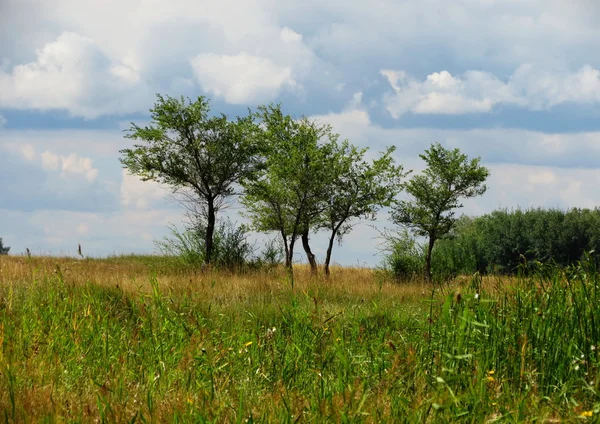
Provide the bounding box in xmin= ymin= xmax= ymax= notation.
xmin=0 ymin=255 xmax=598 ymax=422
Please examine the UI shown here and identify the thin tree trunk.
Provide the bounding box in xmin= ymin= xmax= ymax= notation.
xmin=287 ymin=237 xmax=297 ymax=271
xmin=425 ymin=234 xmax=435 ymax=282
xmin=325 ymin=220 xmax=346 ymax=278
xmin=282 ymin=232 xmax=291 ymax=269
xmin=301 ymin=229 xmax=318 ymax=274
xmin=324 ymin=231 xmax=336 ymax=277
xmin=205 ymin=199 xmax=216 ymax=265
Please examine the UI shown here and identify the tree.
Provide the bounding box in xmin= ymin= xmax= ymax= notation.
xmin=0 ymin=238 xmax=9 ymax=255
xmin=391 ymin=143 xmax=489 ymax=281
xmin=120 ymin=94 xmax=261 ymax=265
xmin=241 ymin=105 xmax=335 ymax=273
xmin=320 ymin=144 xmax=407 ymax=276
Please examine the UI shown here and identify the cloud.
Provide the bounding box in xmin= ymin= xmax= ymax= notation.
xmin=9 ymin=143 xmax=99 ymax=182
xmin=0 ymin=208 xmax=184 ymax=257
xmin=191 ymin=52 xmax=297 ymax=104
xmin=381 ymin=65 xmax=600 ymax=117
xmin=0 ymin=114 xmax=6 ymax=128
xmin=120 ymin=170 xmax=169 ymax=209
xmin=482 ymin=163 xmax=600 ymax=211
xmin=309 ymin=98 xmax=600 ymax=215
xmin=0 ymin=32 xmax=151 ymax=118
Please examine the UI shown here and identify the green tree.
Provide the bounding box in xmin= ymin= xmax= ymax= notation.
xmin=120 ymin=94 xmax=261 ymax=265
xmin=320 ymin=144 xmax=407 ymax=276
xmin=0 ymin=238 xmax=9 ymax=255
xmin=241 ymin=105 xmax=335 ymax=273
xmin=392 ymin=143 xmax=489 ymax=281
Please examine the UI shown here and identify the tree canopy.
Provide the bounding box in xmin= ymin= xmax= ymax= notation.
xmin=392 ymin=142 xmax=489 ymax=281
xmin=241 ymin=104 xmax=335 ymax=272
xmin=319 ymin=144 xmax=407 ymax=275
xmin=120 ymin=94 xmax=262 ymax=265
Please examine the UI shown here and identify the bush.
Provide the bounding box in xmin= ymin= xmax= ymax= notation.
xmin=427 ymin=207 xmax=600 ymax=277
xmin=0 ymin=238 xmax=9 ymax=255
xmin=156 ymin=218 xmax=255 ymax=271
xmin=252 ymin=236 xmax=284 ymax=269
xmin=380 ymin=229 xmax=424 ymax=281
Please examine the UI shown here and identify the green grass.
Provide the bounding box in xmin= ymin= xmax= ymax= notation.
xmin=0 ymin=256 xmax=599 ymax=422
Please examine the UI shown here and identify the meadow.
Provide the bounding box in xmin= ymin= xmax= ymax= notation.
xmin=0 ymin=255 xmax=599 ymax=422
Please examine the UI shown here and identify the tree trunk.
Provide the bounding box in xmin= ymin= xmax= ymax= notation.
xmin=301 ymin=229 xmax=318 ymax=274
xmin=282 ymin=232 xmax=291 ymax=269
xmin=286 ymin=237 xmax=296 ymax=271
xmin=205 ymin=199 xmax=216 ymax=265
xmin=424 ymin=234 xmax=435 ymax=282
xmin=324 ymin=231 xmax=336 ymax=277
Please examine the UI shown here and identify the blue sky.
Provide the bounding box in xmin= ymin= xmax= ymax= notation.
xmin=2 ymin=0 xmax=600 ymax=265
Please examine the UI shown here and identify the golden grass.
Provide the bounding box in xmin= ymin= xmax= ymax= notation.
xmin=0 ymin=255 xmax=440 ymax=303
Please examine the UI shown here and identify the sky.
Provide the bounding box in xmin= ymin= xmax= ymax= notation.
xmin=2 ymin=0 xmax=600 ymax=266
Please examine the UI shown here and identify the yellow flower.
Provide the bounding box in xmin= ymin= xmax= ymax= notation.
xmin=244 ymin=341 xmax=253 ymax=347
xmin=487 ymin=370 xmax=495 ymax=376
xmin=580 ymin=410 xmax=593 ymax=418
xmin=486 ymin=376 xmax=496 ymax=383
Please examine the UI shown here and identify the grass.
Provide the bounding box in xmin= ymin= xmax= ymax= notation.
xmin=0 ymin=255 xmax=599 ymax=422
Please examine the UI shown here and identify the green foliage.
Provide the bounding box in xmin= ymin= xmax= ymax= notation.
xmin=242 ymin=104 xmax=405 ymax=275
xmin=380 ymin=229 xmax=424 ymax=281
xmin=0 ymin=237 xmax=9 ymax=255
xmin=392 ymin=143 xmax=489 ymax=281
xmin=320 ymin=144 xmax=407 ymax=275
xmin=156 ymin=218 xmax=255 ymax=271
xmin=431 ymin=207 xmax=600 ymax=275
xmin=241 ymin=105 xmax=339 ymax=270
xmin=120 ymin=94 xmax=262 ymax=264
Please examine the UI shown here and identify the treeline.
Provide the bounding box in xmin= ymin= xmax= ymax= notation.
xmin=386 ymin=208 xmax=600 ymax=279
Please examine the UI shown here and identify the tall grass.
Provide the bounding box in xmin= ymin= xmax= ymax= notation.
xmin=0 ymin=255 xmax=598 ymax=421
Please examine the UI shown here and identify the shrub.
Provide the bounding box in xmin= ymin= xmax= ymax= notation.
xmin=379 ymin=229 xmax=424 ymax=281
xmin=156 ymin=218 xmax=255 ymax=271
xmin=0 ymin=238 xmax=9 ymax=255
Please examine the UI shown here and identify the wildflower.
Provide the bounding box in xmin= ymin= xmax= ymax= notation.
xmin=244 ymin=341 xmax=253 ymax=347
xmin=486 ymin=370 xmax=496 ymax=383
xmin=579 ymin=410 xmax=593 ymax=418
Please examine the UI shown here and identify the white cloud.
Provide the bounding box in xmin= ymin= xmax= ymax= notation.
xmin=39 ymin=150 xmax=99 ymax=182
xmin=191 ymin=52 xmax=297 ymax=104
xmin=381 ymin=65 xmax=600 ymax=117
xmin=484 ymin=164 xmax=600 ymax=211
xmin=20 ymin=144 xmax=37 ymax=162
xmin=120 ymin=170 xmax=169 ymax=209
xmin=0 ymin=32 xmax=151 ymax=118
xmin=41 ymin=151 xmax=60 ymax=171
xmin=0 ymin=208 xmax=184 ymax=257
xmin=60 ymin=153 xmax=99 ymax=182
xmin=0 ymin=114 xmax=6 ymax=128
xmin=2 ymin=142 xmax=99 ymax=182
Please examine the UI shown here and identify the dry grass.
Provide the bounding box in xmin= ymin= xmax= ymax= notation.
xmin=0 ymin=255 xmax=435 ymax=303
xmin=0 ymin=254 xmax=588 ymax=422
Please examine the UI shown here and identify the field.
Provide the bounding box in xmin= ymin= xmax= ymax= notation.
xmin=0 ymin=255 xmax=599 ymax=422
